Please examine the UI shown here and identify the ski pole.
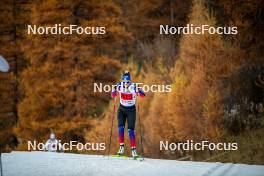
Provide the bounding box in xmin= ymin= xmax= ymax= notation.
xmin=107 ymin=97 xmax=117 ymax=157
xmin=137 ymin=99 xmax=144 ymax=160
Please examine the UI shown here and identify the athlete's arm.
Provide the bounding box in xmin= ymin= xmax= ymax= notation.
xmin=134 ymin=84 xmax=145 ymax=97
xmin=138 ymin=88 xmax=145 ymax=97
xmin=111 ymin=83 xmax=120 ymax=98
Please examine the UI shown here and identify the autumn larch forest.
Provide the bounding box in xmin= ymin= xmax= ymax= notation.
xmin=0 ymin=0 xmax=263 ymax=164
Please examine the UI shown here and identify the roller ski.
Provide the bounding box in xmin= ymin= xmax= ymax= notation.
xmin=112 ymin=145 xmax=127 ymax=158
xmin=131 ymin=147 xmax=143 ymax=161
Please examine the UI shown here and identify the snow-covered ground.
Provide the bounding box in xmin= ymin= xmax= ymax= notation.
xmin=1 ymin=151 xmax=264 ymax=176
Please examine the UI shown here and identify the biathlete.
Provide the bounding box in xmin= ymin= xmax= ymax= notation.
xmin=111 ymin=71 xmax=145 ymax=158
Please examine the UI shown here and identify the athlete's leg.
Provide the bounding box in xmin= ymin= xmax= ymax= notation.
xmin=127 ymin=108 xmax=136 ymax=148
xmin=117 ymin=108 xmax=126 ymax=145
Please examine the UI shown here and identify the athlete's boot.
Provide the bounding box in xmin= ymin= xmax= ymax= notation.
xmin=117 ymin=144 xmax=125 ymax=156
xmin=131 ymin=147 xmax=139 ymax=159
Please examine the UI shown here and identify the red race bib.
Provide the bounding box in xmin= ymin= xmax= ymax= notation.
xmin=121 ymin=93 xmax=133 ymax=100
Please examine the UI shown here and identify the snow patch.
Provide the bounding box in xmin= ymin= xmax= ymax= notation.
xmin=1 ymin=151 xmax=264 ymax=176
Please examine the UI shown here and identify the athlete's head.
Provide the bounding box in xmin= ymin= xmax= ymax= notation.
xmin=121 ymin=71 xmax=131 ymax=88
xmin=50 ymin=132 xmax=56 ymax=140
xmin=122 ymin=71 xmax=131 ymax=82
